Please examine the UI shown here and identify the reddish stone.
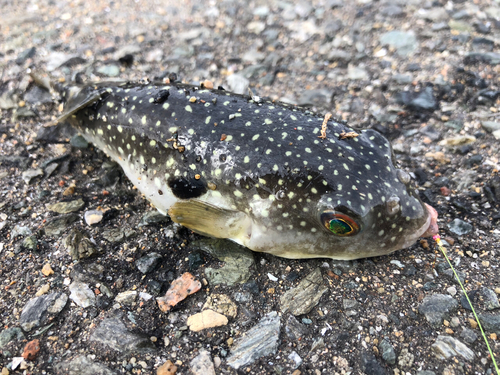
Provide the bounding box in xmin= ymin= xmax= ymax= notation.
xmin=157 ymin=360 xmax=177 ymax=375
xmin=440 ymin=186 xmax=451 ymax=196
xmin=22 ymin=339 xmax=40 ymax=360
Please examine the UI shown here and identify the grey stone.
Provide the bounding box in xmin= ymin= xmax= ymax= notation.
xmin=460 ymin=328 xmax=478 ymax=344
xmin=101 ymin=228 xmax=125 ymax=243
xmin=69 ymin=282 xmax=96 ymax=308
xmin=442 ymin=269 xmax=466 ymax=285
xmin=347 ymin=65 xmax=369 ymax=80
xmin=482 ymin=288 xmax=500 ymax=310
xmin=417 ymin=372 xmax=436 ymax=375
xmin=478 ymin=313 xmax=500 ymax=334
xmin=448 ymin=20 xmax=472 ymax=32
xmin=45 ymin=52 xmax=79 ymax=71
xmin=447 ymin=218 xmax=473 ymax=236
xmin=252 ymin=6 xmax=270 ymax=17
xmin=20 ymin=292 xmax=67 ymax=332
xmin=398 ymin=348 xmax=414 ymax=368
xmin=297 ymin=89 xmax=332 ymax=107
xmin=431 ymin=336 xmax=475 ymax=361
xmin=379 ymin=339 xmax=396 ymax=365
xmin=285 ymin=315 xmax=308 ymax=341
xmin=226 ymin=74 xmax=249 ymax=95
xmin=139 ymin=211 xmax=169 ymax=226
xmin=44 ymin=162 xmax=58 ymax=177
xmin=22 ymin=169 xmax=43 ymax=184
xmin=0 ymin=89 xmax=17 ymax=110
xmin=96 ymin=65 xmax=120 ymax=77
xmin=24 ymin=86 xmax=52 ymax=105
xmin=227 ymin=311 xmax=280 ymax=369
xmin=11 ymin=225 xmax=32 ymax=238
xmin=70 ymin=134 xmax=89 ymax=148
xmin=0 ymin=155 xmax=30 ymax=169
xmin=288 ymin=350 xmax=302 ymax=368
xmin=294 ymin=2 xmax=313 ymax=18
xmin=90 ymin=316 xmax=155 ymax=353
xmin=380 ymin=5 xmax=403 ymax=17
xmin=0 ymin=327 xmax=25 ymax=349
xmin=115 ymin=291 xmax=137 ymax=305
xmin=47 ymin=199 xmax=85 ymax=214
xmin=64 ymin=228 xmax=99 ymax=260
xmin=280 ymin=268 xmax=328 ymax=315
xmin=136 ymin=252 xmax=162 ymax=274
xmin=327 ymin=49 xmax=351 ymax=64
xmin=44 ymin=214 xmax=79 ymax=236
xmin=343 ymin=298 xmax=359 ymax=310
xmin=195 ymin=239 xmax=254 ymax=286
xmin=190 ymin=350 xmax=215 ymax=375
xmin=22 ymin=236 xmax=38 ymax=250
xmin=380 ymin=31 xmax=418 ymax=56
xmin=481 ymin=121 xmax=500 ymax=133
xmin=55 ymin=355 xmax=117 ymax=375
xmin=420 ymin=8 xmax=448 ymax=22
xmin=418 ymin=294 xmax=459 ymax=327
xmin=310 ymin=337 xmax=325 ymax=352
xmin=393 ymin=74 xmax=412 ymax=85
xmin=464 ymin=52 xmax=500 ymax=66
xmin=360 ymin=352 xmax=388 ymax=375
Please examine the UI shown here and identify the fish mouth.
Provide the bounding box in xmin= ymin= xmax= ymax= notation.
xmin=398 ymin=203 xmax=438 ymax=250
xmin=421 ymin=203 xmax=439 ymax=238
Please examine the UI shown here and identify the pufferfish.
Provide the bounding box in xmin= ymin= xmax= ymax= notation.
xmin=53 ymin=78 xmax=438 ymax=260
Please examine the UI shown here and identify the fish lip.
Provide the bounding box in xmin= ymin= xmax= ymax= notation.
xmin=421 ymin=203 xmax=439 ymax=237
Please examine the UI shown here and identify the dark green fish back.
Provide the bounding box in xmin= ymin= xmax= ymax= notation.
xmin=63 ymin=81 xmax=430 ymax=259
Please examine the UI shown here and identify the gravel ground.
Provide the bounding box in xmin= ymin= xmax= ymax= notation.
xmin=1 ymin=0 xmax=500 ymax=374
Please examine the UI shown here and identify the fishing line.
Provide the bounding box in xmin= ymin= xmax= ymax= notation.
xmin=433 ymin=234 xmax=499 ymax=374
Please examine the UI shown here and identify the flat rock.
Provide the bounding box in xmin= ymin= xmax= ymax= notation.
xmin=196 ymin=239 xmax=254 ymax=286
xmin=227 ymin=311 xmax=280 ymax=369
xmin=203 ymin=294 xmax=237 ymax=318
xmin=64 ymin=228 xmax=99 ymax=260
xmin=418 ymin=294 xmax=458 ymax=327
xmin=90 ymin=316 xmax=155 ymax=353
xmin=114 ymin=291 xmax=137 ymax=305
xmin=44 ymin=214 xmax=79 ymax=236
xmin=0 ymin=327 xmax=25 ymax=349
xmin=22 ymin=169 xmax=43 ymax=184
xmin=47 ymin=199 xmax=85 ymax=214
xmin=379 ymin=339 xmax=396 ymax=365
xmin=478 ymin=313 xmax=500 ymax=334
xmin=190 ymin=350 xmax=215 ymax=375
xmin=379 ymin=30 xmax=418 ymax=56
xmin=55 ymin=355 xmax=116 ymax=375
xmin=69 ymin=282 xmax=96 ymax=308
xmin=481 ymin=288 xmax=500 ymax=310
xmin=20 ymin=292 xmax=68 ymax=332
xmin=136 ymin=252 xmax=162 ymax=274
xmin=431 ymin=336 xmax=475 ymax=361
xmin=280 ymin=268 xmax=328 ymax=315
xmin=187 ymin=309 xmax=228 ymax=332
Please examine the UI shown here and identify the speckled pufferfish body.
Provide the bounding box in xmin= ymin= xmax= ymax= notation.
xmin=61 ymin=81 xmax=431 ymax=260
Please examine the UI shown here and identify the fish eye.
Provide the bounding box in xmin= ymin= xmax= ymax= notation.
xmin=320 ymin=211 xmax=360 ymax=237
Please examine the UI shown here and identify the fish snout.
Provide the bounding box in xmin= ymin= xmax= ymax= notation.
xmin=421 ymin=203 xmax=439 ymax=237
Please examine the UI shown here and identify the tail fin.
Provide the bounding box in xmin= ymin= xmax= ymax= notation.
xmin=30 ymin=71 xmax=102 ymax=127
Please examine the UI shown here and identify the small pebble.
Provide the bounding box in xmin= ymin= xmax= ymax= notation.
xmin=42 ymin=263 xmax=54 ymax=276
xmin=84 ymin=210 xmax=104 ymax=225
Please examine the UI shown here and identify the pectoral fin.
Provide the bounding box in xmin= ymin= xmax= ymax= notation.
xmin=168 ymin=200 xmax=251 ymax=240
